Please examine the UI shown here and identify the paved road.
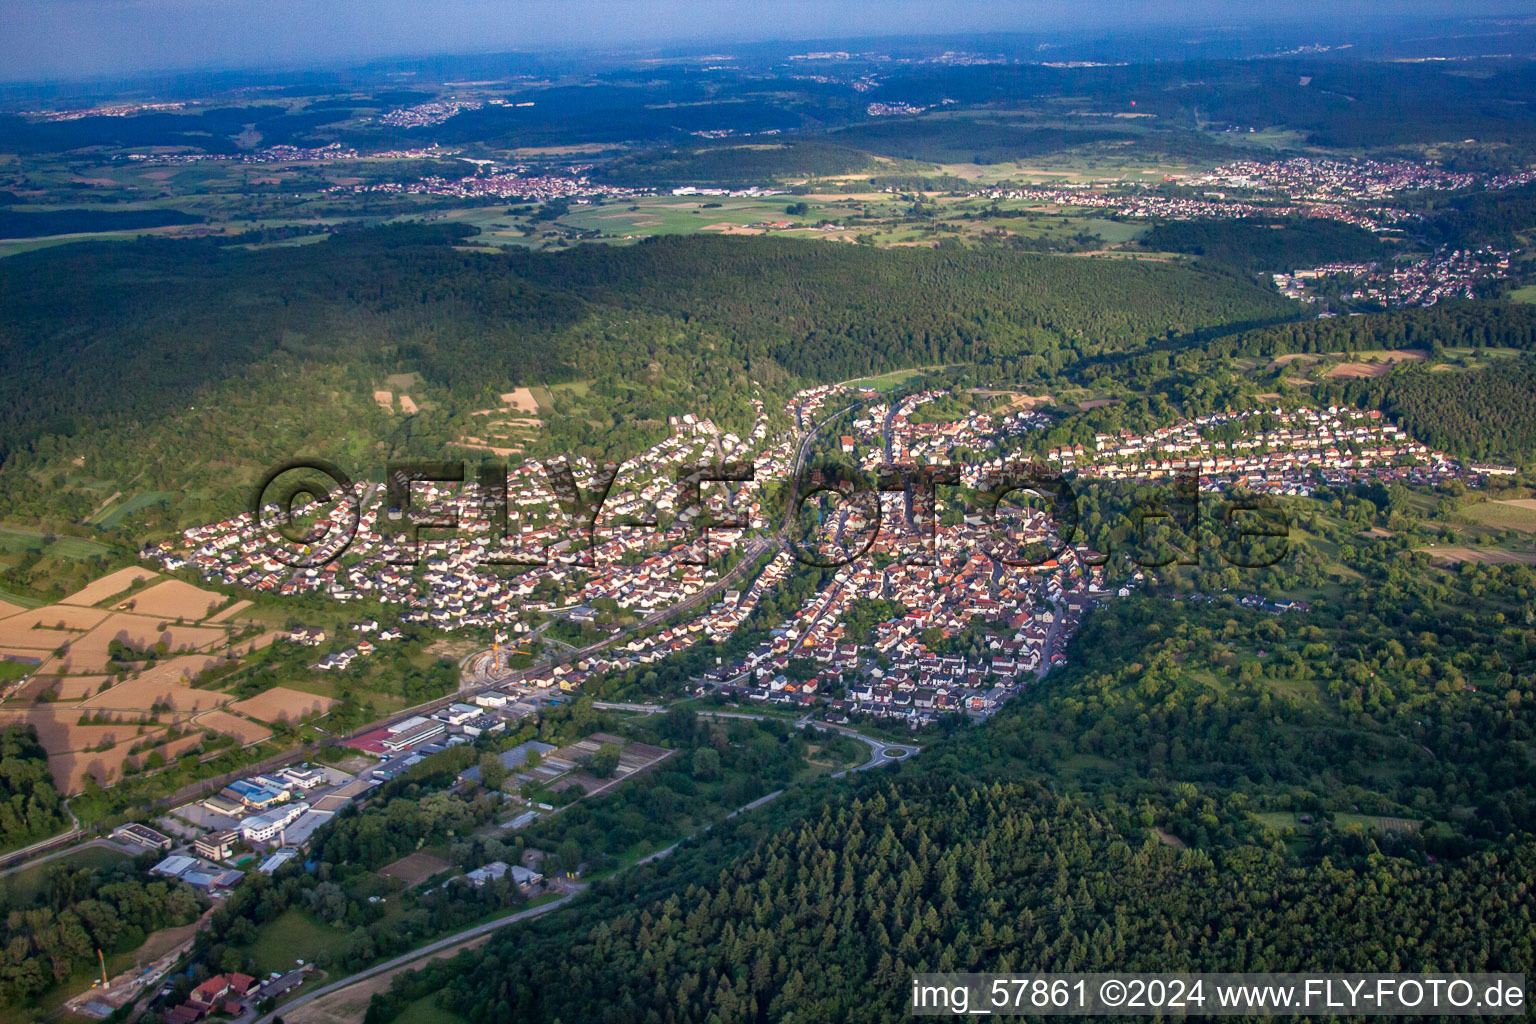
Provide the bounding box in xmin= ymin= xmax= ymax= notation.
xmin=692 ymin=709 xmax=920 ymax=774
xmin=599 ymin=705 xmax=923 ymax=776
xmin=781 ymin=402 xmax=858 ymax=539
xmin=1037 ymin=610 xmax=1065 ymax=681
xmin=803 ymin=717 xmax=920 ymax=776
xmin=228 ymin=968 xmax=308 ymax=1024
xmin=251 ymin=894 xmax=575 ymax=1024
xmin=0 ymin=835 xmax=134 ymax=879
xmin=257 ymin=777 xmax=800 ymax=1022
xmin=629 ymin=788 xmax=786 ymax=868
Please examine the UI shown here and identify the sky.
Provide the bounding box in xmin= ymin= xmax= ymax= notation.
xmin=5 ymin=0 xmax=1534 ymax=82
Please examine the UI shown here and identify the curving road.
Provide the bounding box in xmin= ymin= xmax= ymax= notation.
xmin=251 ymin=893 xmax=576 ymax=1024
xmin=589 ymin=703 xmax=921 ymax=775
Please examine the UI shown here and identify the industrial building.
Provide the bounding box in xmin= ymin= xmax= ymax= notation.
xmin=239 ymin=801 xmax=310 ymax=843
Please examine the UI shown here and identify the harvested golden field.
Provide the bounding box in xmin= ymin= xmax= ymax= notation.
xmin=0 ymin=645 xmax=53 ymax=662
xmin=29 ymin=674 xmax=112 ymax=701
xmin=1326 ymin=351 xmax=1428 ymax=378
xmin=229 ymin=631 xmax=280 ymax=656
xmin=59 ymin=567 xmax=161 ymax=607
xmin=0 ymin=599 xmax=25 ymax=619
xmin=0 ymin=707 xmax=154 ymax=754
xmin=0 ymin=605 xmax=107 ymax=649
xmin=229 ymin=686 xmax=338 ymax=723
xmin=116 ymin=579 xmax=227 ymax=621
xmin=49 ymin=731 xmax=169 ymax=793
xmin=189 ymin=709 xmax=271 ymax=746
xmin=500 ymin=387 xmax=541 ymax=414
xmin=78 ymin=655 xmax=226 ymax=711
xmin=55 ymin=614 xmax=224 ymax=673
xmin=207 ymin=599 xmax=253 ymax=623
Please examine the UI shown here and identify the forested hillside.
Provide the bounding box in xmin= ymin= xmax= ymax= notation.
xmin=503 ymin=237 xmax=1296 ymax=379
xmin=364 ymin=525 xmax=1536 ymax=1024
xmin=979 ymin=578 xmax=1536 ymax=844
xmin=1141 ymin=218 xmax=1386 ymax=274
xmin=365 ymin=774 xmax=1536 ymax=1024
xmin=1210 ymin=303 xmax=1536 ymax=358
xmin=1344 ymin=358 xmax=1536 ymax=462
xmin=592 ymin=140 xmax=875 ymax=188
xmin=0 ymin=229 xmax=1295 ymax=464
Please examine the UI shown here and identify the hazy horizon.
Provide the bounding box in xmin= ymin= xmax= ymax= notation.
xmin=7 ymin=0 xmax=1536 ymax=83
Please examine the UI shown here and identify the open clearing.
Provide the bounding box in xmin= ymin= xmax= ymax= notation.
xmin=973 ymin=389 xmax=1056 ymax=410
xmin=0 ymin=527 xmax=111 ymax=560
xmin=379 ymin=850 xmax=454 ymax=887
xmin=97 ymin=491 xmax=173 ymax=529
xmin=500 ymin=387 xmax=543 ymax=414
xmin=284 ymin=933 xmax=489 ymax=1024
xmin=1325 ymin=350 xmax=1429 ymax=378
xmin=229 ymin=686 xmax=339 ymax=723
xmin=285 ymin=972 xmax=398 ymax=1024
xmin=1420 ymin=545 xmax=1536 ymax=565
xmin=1459 ymin=499 xmax=1536 ymax=533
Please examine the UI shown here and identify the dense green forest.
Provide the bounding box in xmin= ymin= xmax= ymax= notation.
xmin=365 ymin=774 xmax=1536 ymax=1024
xmin=1341 ymin=357 xmax=1536 ymax=463
xmin=0 ymin=854 xmax=204 ymax=1005
xmin=0 ymin=208 xmax=204 ymax=238
xmin=0 ymin=725 xmax=68 ymax=852
xmin=1418 ymin=183 xmax=1536 ymax=249
xmin=824 ymin=121 xmax=1135 ymax=165
xmin=1071 ymin=302 xmax=1536 ymax=391
xmin=593 ymin=141 xmax=874 ymax=188
xmin=981 ymin=575 xmax=1536 ymax=843
xmin=0 ymin=228 xmax=1294 ymax=478
xmin=1208 ymin=302 xmax=1536 ymax=358
xmin=1140 ymin=217 xmax=1386 ymax=274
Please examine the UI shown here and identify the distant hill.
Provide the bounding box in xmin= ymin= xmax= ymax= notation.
xmin=0 ymin=208 xmax=204 ymax=239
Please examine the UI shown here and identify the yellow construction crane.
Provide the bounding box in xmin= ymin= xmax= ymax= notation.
xmin=489 ymin=638 xmax=532 ymax=674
